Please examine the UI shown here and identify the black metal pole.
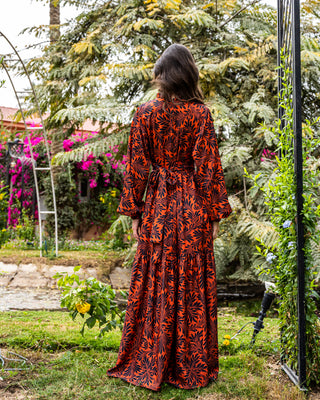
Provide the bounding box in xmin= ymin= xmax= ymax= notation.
xmin=251 ymin=291 xmax=275 ymax=345
xmin=292 ymin=0 xmax=306 ymax=388
xmin=277 ymin=0 xmax=284 ymax=127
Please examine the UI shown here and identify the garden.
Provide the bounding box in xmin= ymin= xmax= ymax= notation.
xmin=1 ymin=0 xmax=320 ymax=398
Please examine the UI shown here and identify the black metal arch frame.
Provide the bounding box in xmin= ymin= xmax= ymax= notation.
xmin=277 ymin=0 xmax=306 ymax=388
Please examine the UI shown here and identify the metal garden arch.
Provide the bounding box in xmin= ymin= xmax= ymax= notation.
xmin=0 ymin=32 xmax=58 ymax=257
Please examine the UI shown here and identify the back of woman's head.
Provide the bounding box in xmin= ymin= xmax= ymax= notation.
xmin=153 ymin=44 xmax=204 ymax=103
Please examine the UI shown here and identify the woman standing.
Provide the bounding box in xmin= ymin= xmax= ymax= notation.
xmin=107 ymin=44 xmax=232 ymax=391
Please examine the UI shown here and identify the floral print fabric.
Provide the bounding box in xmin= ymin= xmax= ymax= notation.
xmin=107 ymin=95 xmax=232 ymax=391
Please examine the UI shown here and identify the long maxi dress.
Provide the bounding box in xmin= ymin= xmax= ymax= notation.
xmin=107 ymin=94 xmax=232 ymax=391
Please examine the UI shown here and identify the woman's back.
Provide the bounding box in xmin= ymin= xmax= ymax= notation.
xmin=140 ymin=95 xmax=207 ymax=169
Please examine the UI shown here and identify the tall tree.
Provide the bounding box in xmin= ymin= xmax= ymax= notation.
xmin=26 ymin=0 xmax=320 ymax=280
xmin=49 ymin=0 xmax=60 ymax=43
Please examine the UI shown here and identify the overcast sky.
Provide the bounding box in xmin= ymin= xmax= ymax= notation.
xmin=0 ymin=0 xmax=277 ymax=108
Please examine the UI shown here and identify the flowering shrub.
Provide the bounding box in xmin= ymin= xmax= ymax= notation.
xmin=63 ymin=130 xmax=126 ymax=193
xmin=54 ymin=266 xmax=126 ymax=336
xmin=0 ymin=123 xmax=127 ymax=236
xmin=0 ymin=124 xmax=47 ymax=226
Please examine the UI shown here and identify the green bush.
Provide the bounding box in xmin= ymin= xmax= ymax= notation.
xmin=0 ymin=184 xmax=8 ymax=229
xmin=15 ymin=209 xmax=35 ymax=242
xmin=54 ymin=266 xmax=127 ymax=337
xmin=0 ymin=185 xmax=9 ymax=247
xmin=248 ymin=54 xmax=320 ymax=386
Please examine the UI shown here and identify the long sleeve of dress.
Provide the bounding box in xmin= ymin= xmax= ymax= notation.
xmin=117 ymin=107 xmax=151 ymax=219
xmin=192 ymin=108 xmax=232 ymax=222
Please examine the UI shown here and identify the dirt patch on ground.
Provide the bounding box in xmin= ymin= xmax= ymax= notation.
xmin=187 ymin=395 xmax=231 ymax=400
xmin=0 ymin=388 xmax=34 ymax=400
xmin=1 ymin=251 xmax=125 ymax=280
xmin=0 ymin=362 xmax=33 ymax=399
xmin=0 ymin=350 xmax=58 ymax=399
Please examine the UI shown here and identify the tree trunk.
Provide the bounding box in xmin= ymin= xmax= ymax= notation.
xmin=49 ymin=0 xmax=62 ymax=179
xmin=49 ymin=0 xmax=60 ymax=44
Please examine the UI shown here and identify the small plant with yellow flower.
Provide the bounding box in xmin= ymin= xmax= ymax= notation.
xmin=220 ymin=334 xmax=236 ymax=354
xmin=54 ymin=266 xmax=127 ymax=336
xmin=99 ymin=187 xmax=120 ymax=224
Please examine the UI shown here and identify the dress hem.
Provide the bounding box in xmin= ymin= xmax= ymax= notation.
xmin=107 ymin=371 xmax=218 ymax=392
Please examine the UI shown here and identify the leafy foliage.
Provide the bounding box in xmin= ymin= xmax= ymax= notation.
xmin=43 ymin=169 xmax=77 ymax=237
xmin=249 ymin=56 xmax=320 ymax=386
xmin=0 ymin=185 xmax=8 ymax=230
xmin=54 ymin=265 xmax=127 ymax=336
xmin=22 ymin=0 xmax=320 ymax=280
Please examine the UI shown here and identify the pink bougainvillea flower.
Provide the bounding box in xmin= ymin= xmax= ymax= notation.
xmin=81 ymin=160 xmax=93 ymax=171
xmin=1 ymin=124 xmax=126 ymax=227
xmin=89 ymin=179 xmax=97 ymax=188
xmin=63 ymin=139 xmax=74 ymax=152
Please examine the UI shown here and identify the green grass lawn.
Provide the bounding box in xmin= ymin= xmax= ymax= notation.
xmin=0 ymin=307 xmax=308 ymax=400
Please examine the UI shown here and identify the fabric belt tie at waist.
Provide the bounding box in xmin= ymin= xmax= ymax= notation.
xmin=149 ymin=165 xmax=193 ymax=244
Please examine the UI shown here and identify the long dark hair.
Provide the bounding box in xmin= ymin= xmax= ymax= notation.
xmin=153 ymin=44 xmax=204 ymax=104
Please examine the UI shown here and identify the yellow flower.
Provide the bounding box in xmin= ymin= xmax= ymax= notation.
xmin=1 ymin=228 xmax=6 ymax=232
xmin=0 ymin=194 xmax=4 ymax=201
xmin=110 ymin=190 xmax=117 ymax=197
xmin=223 ymin=339 xmax=230 ymax=346
xmin=224 ymin=334 xmax=231 ymax=340
xmin=76 ymin=302 xmax=91 ymax=314
xmin=99 ymin=196 xmax=105 ymax=203
xmin=16 ymin=225 xmax=22 ymax=229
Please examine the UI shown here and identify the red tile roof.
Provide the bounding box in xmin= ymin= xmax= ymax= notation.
xmin=0 ymin=106 xmax=105 ymax=133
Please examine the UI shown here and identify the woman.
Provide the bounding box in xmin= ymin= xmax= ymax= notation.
xmin=107 ymin=44 xmax=232 ymax=391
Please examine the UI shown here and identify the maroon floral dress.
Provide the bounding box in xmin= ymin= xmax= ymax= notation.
xmin=107 ymin=94 xmax=232 ymax=391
